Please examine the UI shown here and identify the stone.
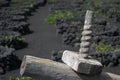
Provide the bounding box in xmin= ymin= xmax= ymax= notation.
xmin=12 ymin=15 xmax=25 ymax=21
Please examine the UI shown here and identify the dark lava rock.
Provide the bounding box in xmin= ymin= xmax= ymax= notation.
xmin=0 ymin=46 xmax=21 ymax=74
xmin=0 ymin=21 xmax=31 ymax=35
xmin=51 ymin=50 xmax=64 ymax=62
xmin=0 ymin=0 xmax=9 ymax=7
xmin=0 ymin=46 xmax=15 ymax=58
xmin=90 ymin=51 xmax=120 ymax=67
xmin=10 ymin=22 xmax=31 ymax=35
xmin=11 ymin=15 xmax=26 ymax=21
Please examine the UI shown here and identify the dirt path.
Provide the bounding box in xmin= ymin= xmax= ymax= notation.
xmin=15 ymin=4 xmax=78 ymax=59
xmin=0 ymin=4 xmax=78 ymax=80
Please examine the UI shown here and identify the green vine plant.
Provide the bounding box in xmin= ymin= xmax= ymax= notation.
xmin=94 ymin=43 xmax=115 ymax=53
xmin=9 ymin=76 xmax=35 ymax=80
xmin=45 ymin=11 xmax=83 ymax=25
xmin=81 ymin=0 xmax=119 ymax=19
xmin=0 ymin=35 xmax=13 ymax=41
xmin=16 ymin=36 xmax=25 ymax=42
xmin=50 ymin=0 xmax=57 ymax=3
xmin=11 ymin=0 xmax=20 ymax=3
xmin=0 ymin=35 xmax=25 ymax=42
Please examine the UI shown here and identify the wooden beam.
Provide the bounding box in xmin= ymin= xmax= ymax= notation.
xmin=20 ymin=55 xmax=120 ymax=80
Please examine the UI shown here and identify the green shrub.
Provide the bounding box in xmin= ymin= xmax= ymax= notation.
xmin=0 ymin=35 xmax=13 ymax=41
xmin=91 ymin=0 xmax=102 ymax=8
xmin=45 ymin=11 xmax=74 ymax=25
xmin=9 ymin=7 xmax=21 ymax=15
xmin=81 ymin=2 xmax=94 ymax=11
xmin=95 ymin=43 xmax=115 ymax=53
xmin=11 ymin=0 xmax=20 ymax=3
xmin=9 ymin=76 xmax=35 ymax=80
xmin=0 ymin=35 xmax=25 ymax=42
xmin=74 ymin=11 xmax=83 ymax=18
xmin=81 ymin=0 xmax=120 ymax=19
xmin=50 ymin=0 xmax=57 ymax=3
xmin=45 ymin=11 xmax=83 ymax=25
xmin=16 ymin=37 xmax=25 ymax=42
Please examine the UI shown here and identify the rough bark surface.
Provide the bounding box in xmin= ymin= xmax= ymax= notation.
xmin=20 ymin=55 xmax=120 ymax=80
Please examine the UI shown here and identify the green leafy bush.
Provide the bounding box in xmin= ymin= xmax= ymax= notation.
xmin=9 ymin=76 xmax=35 ymax=80
xmin=0 ymin=35 xmax=25 ymax=42
xmin=81 ymin=0 xmax=120 ymax=19
xmin=11 ymin=0 xmax=20 ymax=3
xmin=45 ymin=11 xmax=83 ymax=25
xmin=0 ymin=35 xmax=13 ymax=41
xmin=45 ymin=11 xmax=74 ymax=25
xmin=16 ymin=36 xmax=25 ymax=42
xmin=50 ymin=0 xmax=57 ymax=3
xmin=95 ymin=43 xmax=115 ymax=53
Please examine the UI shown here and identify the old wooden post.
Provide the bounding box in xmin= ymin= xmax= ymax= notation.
xmin=62 ymin=10 xmax=103 ymax=75
xmin=20 ymin=55 xmax=120 ymax=80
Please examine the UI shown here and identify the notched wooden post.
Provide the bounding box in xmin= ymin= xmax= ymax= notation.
xmin=79 ymin=10 xmax=93 ymax=58
xmin=62 ymin=10 xmax=103 ymax=75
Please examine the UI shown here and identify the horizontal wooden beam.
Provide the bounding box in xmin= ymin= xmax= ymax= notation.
xmin=20 ymin=55 xmax=120 ymax=80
